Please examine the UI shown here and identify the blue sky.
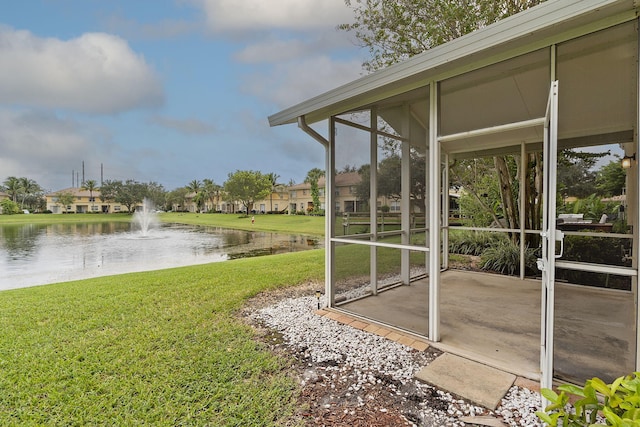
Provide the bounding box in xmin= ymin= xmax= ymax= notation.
xmin=0 ymin=0 xmax=365 ymax=192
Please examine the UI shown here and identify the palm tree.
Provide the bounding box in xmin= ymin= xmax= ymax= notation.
xmin=186 ymin=180 xmax=202 ymax=212
xmin=3 ymin=177 xmax=20 ymax=203
xmin=266 ymin=172 xmax=282 ymax=213
xmin=18 ymin=177 xmax=40 ymax=210
xmin=186 ymin=179 xmax=201 ymax=194
xmin=202 ymin=179 xmax=222 ymax=212
xmin=81 ymin=179 xmax=99 ymax=212
xmin=304 ymin=168 xmax=325 ymax=214
xmin=193 ymin=191 xmax=206 ymax=212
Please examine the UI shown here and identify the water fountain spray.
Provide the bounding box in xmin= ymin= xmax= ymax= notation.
xmin=132 ymin=198 xmax=158 ymax=237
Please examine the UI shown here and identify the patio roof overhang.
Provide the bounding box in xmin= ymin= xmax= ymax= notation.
xmin=268 ymin=0 xmax=638 ymax=137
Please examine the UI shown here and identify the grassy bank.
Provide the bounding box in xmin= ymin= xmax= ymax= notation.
xmin=159 ymin=212 xmax=324 ymax=236
xmin=0 ymin=212 xmax=325 ymax=236
xmin=0 ymin=250 xmax=324 ymax=425
xmin=0 ymin=213 xmax=133 ymax=225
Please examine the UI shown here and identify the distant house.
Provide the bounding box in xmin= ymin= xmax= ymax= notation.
xmin=253 ymin=188 xmax=289 ymax=214
xmin=288 ymin=172 xmax=378 ymax=214
xmin=179 ymin=191 xmax=243 ymax=213
xmin=287 ymin=171 xmax=433 ymax=215
xmin=45 ymin=188 xmax=124 ymax=214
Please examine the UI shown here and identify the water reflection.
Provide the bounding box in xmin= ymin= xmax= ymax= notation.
xmin=0 ymin=222 xmax=321 ymax=291
xmin=1 ymin=223 xmax=44 ymax=261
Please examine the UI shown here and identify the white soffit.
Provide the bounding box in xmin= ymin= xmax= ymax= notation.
xmin=268 ymin=0 xmax=637 ymax=127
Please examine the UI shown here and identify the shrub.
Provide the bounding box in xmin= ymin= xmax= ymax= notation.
xmin=536 ymin=372 xmax=640 ymax=426
xmin=480 ymin=239 xmax=538 ymax=276
xmin=556 ymin=235 xmax=632 ymax=290
xmin=449 ymin=230 xmax=507 ymax=256
xmin=566 ymin=194 xmax=621 ymax=222
xmin=0 ymin=199 xmax=20 ymax=215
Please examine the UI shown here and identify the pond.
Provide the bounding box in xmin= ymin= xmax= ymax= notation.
xmin=0 ymin=221 xmax=321 ymax=291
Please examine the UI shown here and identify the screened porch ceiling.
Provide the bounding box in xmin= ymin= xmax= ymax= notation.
xmin=268 ymin=0 xmax=638 ymax=161
xmin=349 ymin=20 xmax=635 ymax=160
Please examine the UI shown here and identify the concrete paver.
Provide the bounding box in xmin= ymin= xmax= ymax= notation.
xmin=415 ymin=353 xmax=516 ymax=410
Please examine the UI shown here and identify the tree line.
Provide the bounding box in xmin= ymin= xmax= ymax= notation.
xmin=0 ymin=176 xmax=45 ymax=214
xmin=0 ymin=169 xmax=328 ymax=215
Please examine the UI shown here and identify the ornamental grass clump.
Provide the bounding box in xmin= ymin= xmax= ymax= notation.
xmin=448 ymin=230 xmax=507 ymax=256
xmin=536 ymin=372 xmax=640 ymax=426
xmin=479 ymin=240 xmax=538 ymax=276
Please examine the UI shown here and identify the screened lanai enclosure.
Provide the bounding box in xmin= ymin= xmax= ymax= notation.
xmin=269 ymin=0 xmax=639 ymax=389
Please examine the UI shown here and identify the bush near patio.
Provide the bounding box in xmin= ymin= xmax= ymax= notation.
xmin=448 ymin=230 xmax=507 ymax=256
xmin=557 ymin=234 xmax=632 ymax=290
xmin=449 ymin=192 xmax=630 ymax=285
xmin=448 ymin=231 xmax=538 ymax=276
xmin=479 ymin=240 xmax=539 ymax=276
xmin=536 ymin=372 xmax=640 ymax=426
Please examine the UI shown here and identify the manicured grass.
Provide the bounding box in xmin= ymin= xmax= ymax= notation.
xmin=0 ymin=250 xmax=324 ymax=426
xmin=0 ymin=211 xmax=436 ymax=424
xmin=159 ymin=212 xmax=324 ymax=236
xmin=0 ymin=213 xmax=133 ymax=225
xmin=0 ymin=212 xmax=325 ymax=237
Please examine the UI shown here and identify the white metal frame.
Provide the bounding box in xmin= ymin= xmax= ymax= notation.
xmin=370 ymin=108 xmax=379 ymax=296
xmin=428 ymin=81 xmax=441 ymax=341
xmin=540 ymin=80 xmax=560 ymax=392
xmin=280 ymin=4 xmax=640 ymax=421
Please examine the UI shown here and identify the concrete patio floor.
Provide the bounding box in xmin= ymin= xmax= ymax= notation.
xmin=339 ymin=270 xmax=635 ymax=384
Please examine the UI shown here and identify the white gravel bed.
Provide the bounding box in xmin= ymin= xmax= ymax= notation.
xmin=251 ymin=294 xmax=543 ymax=427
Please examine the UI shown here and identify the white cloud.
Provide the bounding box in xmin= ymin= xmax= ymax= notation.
xmin=149 ymin=115 xmax=216 ymax=135
xmin=200 ymin=0 xmax=352 ymax=32
xmin=103 ymin=15 xmax=199 ymax=41
xmin=0 ymin=109 xmax=143 ymax=191
xmin=245 ymin=55 xmax=363 ymax=108
xmin=0 ymin=109 xmax=97 ymax=190
xmin=0 ymin=27 xmax=164 ymax=114
xmin=196 ymin=0 xmax=365 ymax=111
xmin=235 ymin=38 xmax=310 ymax=63
xmin=234 ymin=31 xmax=354 ymax=63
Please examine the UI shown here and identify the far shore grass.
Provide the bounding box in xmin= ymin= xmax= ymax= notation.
xmin=0 ymin=211 xmax=325 ymax=237
xmin=160 ymin=212 xmax=325 ymax=236
xmin=0 ymin=212 xmax=325 ymax=425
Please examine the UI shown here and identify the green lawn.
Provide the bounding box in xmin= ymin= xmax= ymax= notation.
xmin=0 ymin=213 xmax=133 ymax=225
xmin=159 ymin=212 xmax=324 ymax=236
xmin=0 ymin=211 xmax=430 ymax=424
xmin=0 ymin=250 xmax=324 ymax=426
xmin=0 ymin=212 xmax=325 ymax=237
xmin=0 ymin=212 xmax=325 ymax=425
